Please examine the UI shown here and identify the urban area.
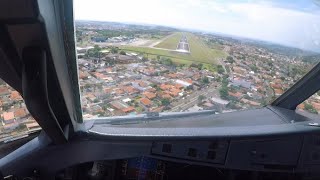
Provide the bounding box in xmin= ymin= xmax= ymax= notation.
xmin=0 ymin=80 xmax=41 ymax=141
xmin=75 ymin=21 xmax=320 ymax=118
xmin=1 ymin=20 xmax=320 ymax=141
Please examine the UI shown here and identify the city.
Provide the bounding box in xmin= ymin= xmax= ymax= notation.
xmin=76 ymin=21 xmax=320 ymax=118
xmin=0 ymin=80 xmax=40 ymax=141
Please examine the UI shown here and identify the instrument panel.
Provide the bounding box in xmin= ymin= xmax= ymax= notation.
xmin=150 ymin=135 xmax=320 ymax=173
xmin=151 ymin=140 xmax=229 ymax=164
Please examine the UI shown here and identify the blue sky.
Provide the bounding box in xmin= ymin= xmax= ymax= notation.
xmin=74 ymin=0 xmax=320 ymax=52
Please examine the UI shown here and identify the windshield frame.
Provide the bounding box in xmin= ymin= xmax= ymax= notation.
xmin=271 ymin=62 xmax=320 ymax=110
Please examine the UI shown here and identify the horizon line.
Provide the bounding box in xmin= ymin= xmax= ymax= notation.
xmin=75 ymin=19 xmax=320 ymax=54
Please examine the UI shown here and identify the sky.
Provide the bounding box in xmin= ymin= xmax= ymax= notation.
xmin=74 ymin=0 xmax=320 ymax=52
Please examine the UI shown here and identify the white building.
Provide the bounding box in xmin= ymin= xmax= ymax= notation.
xmin=176 ymin=79 xmax=192 ymax=87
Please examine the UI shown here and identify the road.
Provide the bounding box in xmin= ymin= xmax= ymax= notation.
xmin=170 ymin=83 xmax=221 ymax=112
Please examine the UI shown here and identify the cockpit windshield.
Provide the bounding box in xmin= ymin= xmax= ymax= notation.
xmin=73 ymin=0 xmax=320 ymax=119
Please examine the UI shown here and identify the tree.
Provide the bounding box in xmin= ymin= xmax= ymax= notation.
xmin=217 ymin=65 xmax=225 ymax=74
xmin=222 ymin=77 xmax=228 ymax=86
xmin=102 ymin=105 xmax=110 ymax=111
xmin=261 ymin=99 xmax=268 ymax=106
xmin=243 ymin=94 xmax=251 ymax=99
xmin=156 ymin=55 xmax=161 ymax=61
xmin=93 ymin=99 xmax=99 ymax=103
xmin=161 ymin=57 xmax=173 ymax=66
xmin=142 ymin=56 xmax=148 ymax=61
xmin=201 ymin=76 xmax=209 ymax=84
xmin=110 ymin=47 xmax=118 ymax=54
xmin=161 ymin=98 xmax=170 ymax=106
xmin=226 ymin=56 xmax=235 ymax=63
xmin=250 ymin=65 xmax=258 ymax=72
xmin=151 ymin=84 xmax=158 ymax=88
xmin=197 ymin=63 xmax=203 ymax=70
xmin=216 ymin=76 xmax=221 ymax=82
xmin=227 ymin=101 xmax=241 ymax=109
xmin=198 ymin=95 xmax=206 ymax=103
xmin=225 ymin=65 xmax=231 ymax=73
xmin=189 ymin=63 xmax=197 ymax=68
xmin=2 ymin=104 xmax=10 ymax=111
xmin=219 ymin=86 xmax=229 ymax=100
xmin=86 ymin=45 xmax=101 ymax=58
xmin=186 ymin=86 xmax=193 ymax=90
xmin=304 ymin=103 xmax=318 ymax=114
xmin=119 ymin=50 xmax=126 ymax=55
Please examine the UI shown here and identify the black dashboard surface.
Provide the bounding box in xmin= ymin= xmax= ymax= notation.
xmin=88 ymin=107 xmax=320 ymax=139
xmin=2 ymin=106 xmax=320 ymax=177
xmin=94 ymin=108 xmax=284 ymax=128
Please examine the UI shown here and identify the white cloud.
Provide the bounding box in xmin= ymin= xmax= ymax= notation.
xmin=74 ymin=0 xmax=320 ymax=52
xmin=222 ymin=2 xmax=320 ymax=51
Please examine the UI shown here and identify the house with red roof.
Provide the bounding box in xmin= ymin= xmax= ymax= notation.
xmin=140 ymin=98 xmax=152 ymax=107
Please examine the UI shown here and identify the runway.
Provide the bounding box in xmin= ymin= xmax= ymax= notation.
xmin=176 ymin=35 xmax=190 ymax=53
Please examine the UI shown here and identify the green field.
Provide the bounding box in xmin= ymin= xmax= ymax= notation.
xmin=154 ymin=32 xmax=182 ymax=49
xmin=185 ymin=33 xmax=226 ymax=64
xmin=121 ymin=32 xmax=227 ymax=65
xmin=122 ymin=46 xmax=193 ymax=61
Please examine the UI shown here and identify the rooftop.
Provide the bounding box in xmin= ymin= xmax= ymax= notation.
xmin=143 ymin=92 xmax=156 ymax=99
xmin=176 ymin=79 xmax=192 ymax=87
xmin=10 ymin=91 xmax=22 ymax=100
xmin=2 ymin=112 xmax=14 ymax=121
xmin=228 ymin=91 xmax=243 ymax=98
xmin=14 ymin=108 xmax=27 ymax=118
xmin=231 ymin=79 xmax=251 ymax=89
xmin=140 ymin=98 xmax=152 ymax=106
xmin=211 ymin=97 xmax=229 ymax=105
xmin=110 ymin=100 xmax=130 ymax=110
xmin=0 ymin=86 xmax=10 ymax=95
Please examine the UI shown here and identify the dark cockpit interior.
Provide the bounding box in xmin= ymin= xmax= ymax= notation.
xmin=0 ymin=0 xmax=320 ymax=180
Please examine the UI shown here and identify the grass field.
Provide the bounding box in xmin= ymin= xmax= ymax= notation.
xmin=121 ymin=32 xmax=227 ymax=66
xmin=122 ymin=46 xmax=193 ymax=61
xmin=147 ymin=54 xmax=195 ymax=66
xmin=185 ymin=33 xmax=227 ymax=64
xmin=154 ymin=32 xmax=182 ymax=49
